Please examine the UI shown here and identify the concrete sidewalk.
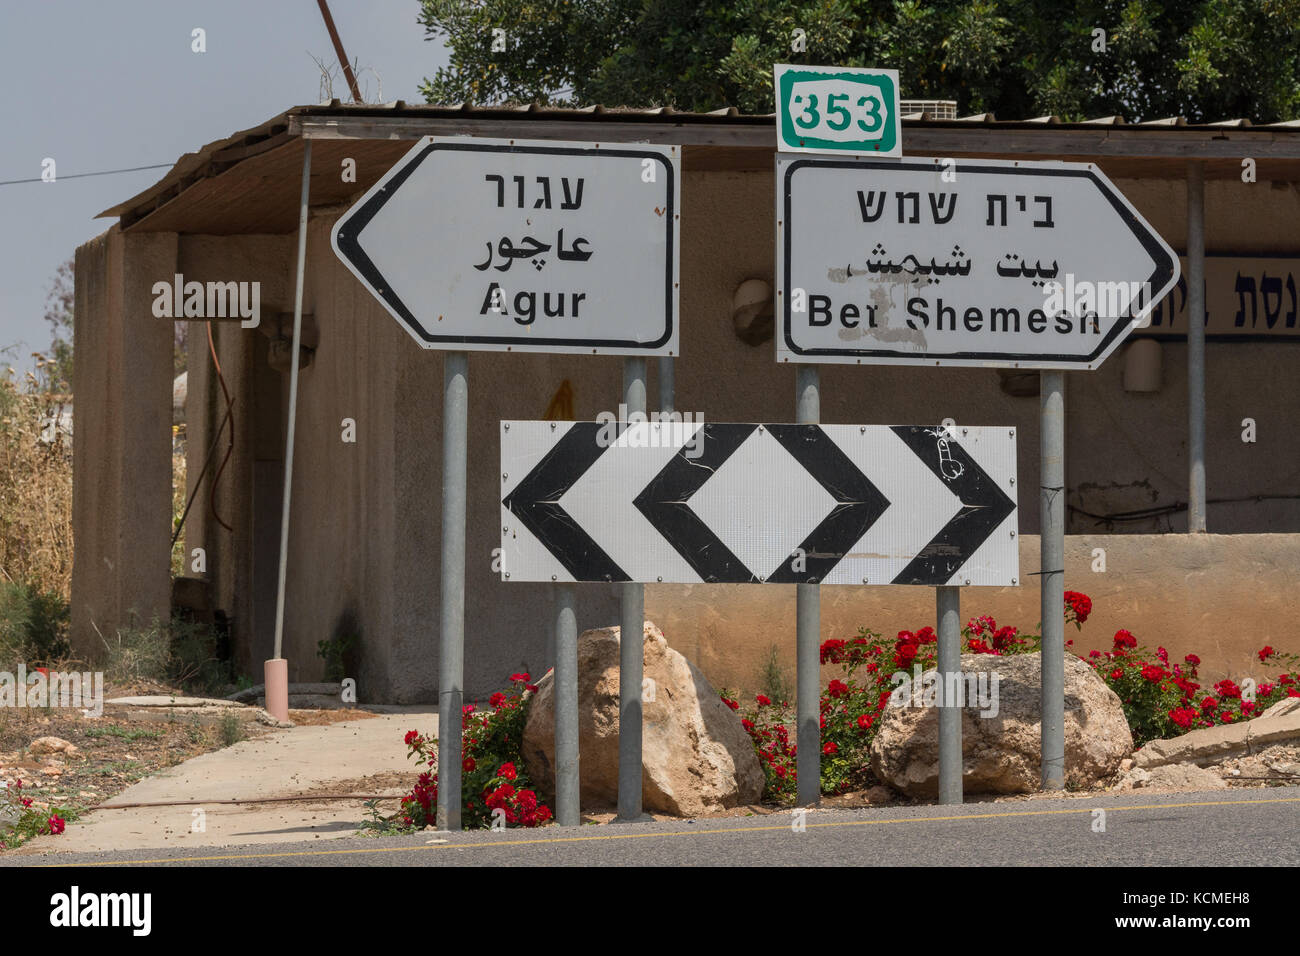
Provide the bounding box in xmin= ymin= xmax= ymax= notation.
xmin=18 ymin=708 xmax=437 ymax=855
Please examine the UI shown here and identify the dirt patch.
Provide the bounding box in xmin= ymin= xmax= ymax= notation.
xmin=286 ymin=708 xmax=378 ymax=727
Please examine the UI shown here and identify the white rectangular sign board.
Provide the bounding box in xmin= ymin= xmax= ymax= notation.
xmin=332 ymin=136 xmax=680 ymax=355
xmin=501 ymin=420 xmax=1018 ymax=587
xmin=776 ymin=155 xmax=1179 ymax=369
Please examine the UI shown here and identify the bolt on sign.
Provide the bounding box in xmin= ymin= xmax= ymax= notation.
xmin=775 ymin=156 xmax=1180 ymax=369
xmin=774 ymin=64 xmax=902 ymax=157
xmin=500 ymin=421 xmax=1017 ymax=587
xmin=332 ymin=136 xmax=680 ymax=355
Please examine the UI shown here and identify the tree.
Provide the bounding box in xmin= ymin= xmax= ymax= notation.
xmin=418 ymin=0 xmax=1300 ymax=122
xmin=41 ymin=259 xmax=74 ymax=394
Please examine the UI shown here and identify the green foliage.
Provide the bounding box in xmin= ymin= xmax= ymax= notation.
xmin=83 ymin=725 xmax=164 ymax=742
xmin=317 ymin=631 xmax=357 ymax=683
xmin=101 ymin=614 xmax=233 ymax=695
xmin=0 ymin=581 xmax=70 ymax=668
xmin=756 ymin=643 xmax=793 ymax=706
xmin=419 ymin=0 xmax=1300 ymax=121
xmin=219 ymin=713 xmax=243 ymax=747
xmin=0 ymin=780 xmax=77 ymax=850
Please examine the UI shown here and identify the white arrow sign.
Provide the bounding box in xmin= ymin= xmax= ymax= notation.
xmin=332 ymin=136 xmax=680 ymax=355
xmin=776 ymin=156 xmax=1179 ymax=369
xmin=501 ymin=421 xmax=1018 ymax=586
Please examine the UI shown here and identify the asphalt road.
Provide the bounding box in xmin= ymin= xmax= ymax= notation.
xmin=6 ymin=787 xmax=1298 ymax=867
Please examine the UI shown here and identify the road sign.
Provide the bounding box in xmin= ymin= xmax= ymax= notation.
xmin=500 ymin=421 xmax=1017 ymax=586
xmin=774 ymin=65 xmax=901 ymax=157
xmin=776 ymin=155 xmax=1180 ymax=369
xmin=332 ymin=136 xmax=680 ymax=355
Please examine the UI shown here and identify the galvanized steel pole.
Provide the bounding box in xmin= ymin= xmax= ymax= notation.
xmin=554 ymin=583 xmax=579 ymax=826
xmin=1186 ymin=162 xmax=1207 ymax=533
xmin=617 ymin=357 xmax=648 ymax=821
xmin=795 ymin=366 xmax=821 ymax=807
xmin=270 ymin=139 xmax=312 ymax=680
xmin=435 ymin=351 xmax=468 ymax=831
xmin=1040 ymin=370 xmax=1066 ymax=790
xmin=658 ymin=356 xmax=675 ymax=416
xmin=936 ymin=585 xmax=962 ymax=805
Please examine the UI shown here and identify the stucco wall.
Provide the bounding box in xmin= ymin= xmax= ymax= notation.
xmin=647 ymin=532 xmax=1300 ymax=697
xmin=70 ymin=227 xmax=174 ymax=659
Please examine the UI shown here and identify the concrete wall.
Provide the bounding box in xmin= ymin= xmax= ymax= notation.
xmin=71 ymin=227 xmax=175 ymax=658
xmin=83 ymin=155 xmax=1300 ymax=703
xmin=647 ymin=532 xmax=1300 ymax=696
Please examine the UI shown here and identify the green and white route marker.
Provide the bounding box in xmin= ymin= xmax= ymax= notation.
xmin=774 ymin=64 xmax=901 ymax=157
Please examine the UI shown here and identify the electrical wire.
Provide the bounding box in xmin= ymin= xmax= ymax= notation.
xmin=0 ymin=162 xmax=172 ymax=186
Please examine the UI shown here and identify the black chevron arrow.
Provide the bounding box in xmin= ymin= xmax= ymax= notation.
xmin=888 ymin=425 xmax=1016 ymax=585
xmin=633 ymin=424 xmax=759 ymax=583
xmin=764 ymin=424 xmax=891 ymax=583
xmin=502 ymin=422 xmax=630 ymax=582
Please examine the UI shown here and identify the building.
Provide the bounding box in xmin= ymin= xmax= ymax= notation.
xmin=73 ymin=103 xmax=1300 ymax=701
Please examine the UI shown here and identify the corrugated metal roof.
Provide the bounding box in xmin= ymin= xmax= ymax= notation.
xmin=100 ymin=101 xmax=1300 ymax=234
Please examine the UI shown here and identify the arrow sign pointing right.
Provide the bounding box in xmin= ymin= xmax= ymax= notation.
xmin=777 ymin=156 xmax=1180 ymax=369
xmin=501 ymin=422 xmax=1018 ymax=586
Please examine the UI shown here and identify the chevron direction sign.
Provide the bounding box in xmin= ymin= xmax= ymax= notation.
xmin=500 ymin=421 xmax=1018 ymax=586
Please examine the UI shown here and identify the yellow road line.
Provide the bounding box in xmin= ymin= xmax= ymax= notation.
xmin=38 ymin=795 xmax=1300 ymax=867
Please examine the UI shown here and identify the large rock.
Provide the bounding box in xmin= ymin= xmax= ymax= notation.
xmin=869 ymin=652 xmax=1132 ymax=796
xmin=1133 ymin=706 xmax=1300 ymax=768
xmin=522 ymin=621 xmax=763 ymax=816
xmin=1115 ymin=763 xmax=1228 ymax=791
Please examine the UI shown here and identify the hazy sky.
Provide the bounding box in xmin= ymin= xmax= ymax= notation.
xmin=0 ymin=0 xmax=449 ymax=373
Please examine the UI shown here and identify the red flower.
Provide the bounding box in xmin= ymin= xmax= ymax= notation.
xmin=404 ymin=730 xmax=422 ymax=747
xmin=721 ymin=696 xmax=739 ymax=710
xmin=1088 ymin=650 xmax=1101 ymax=659
xmin=741 ymin=718 xmax=755 ymax=732
xmin=1168 ymin=708 xmax=1196 ymax=729
xmin=1221 ymin=712 xmax=1235 ymax=724
xmin=1258 ymin=646 xmax=1275 ymax=663
xmin=916 ymin=626 xmax=937 ymax=644
xmin=1113 ymin=630 xmax=1137 ymax=650
xmin=525 ymin=684 xmax=539 ymax=694
xmin=822 ymin=742 xmax=838 ymax=756
xmin=1214 ymin=679 xmax=1241 ymax=699
xmin=489 ymin=691 xmax=507 ymax=709
xmin=1141 ymin=664 xmax=1165 ymax=682
xmin=510 ymin=672 xmax=531 ymax=683
xmin=46 ymin=815 xmax=65 ymax=835
xmin=1064 ymin=591 xmax=1092 ymax=623
xmin=498 ymin=762 xmax=518 ymax=781
xmin=827 ymin=680 xmax=849 ymax=698
xmin=857 ymin=714 xmax=873 ymax=730
xmin=462 ymin=756 xmax=476 ymax=772
xmin=755 ymin=694 xmax=772 ymax=706
xmin=1110 ymin=668 xmax=1123 ymax=680
xmin=896 ymin=643 xmax=918 ymax=662
xmin=819 ymin=639 xmax=846 ymax=664
xmin=1184 ymin=654 xmax=1201 ymax=667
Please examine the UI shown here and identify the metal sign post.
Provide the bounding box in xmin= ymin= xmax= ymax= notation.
xmin=1039 ymin=371 xmax=1066 ymax=790
xmin=936 ymin=585 xmax=962 ymax=804
xmin=333 ymin=136 xmax=680 ymax=829
xmin=794 ymin=367 xmax=821 ymax=807
xmin=435 ymin=351 xmax=468 ymax=830
xmin=617 ymin=358 xmax=648 ymax=822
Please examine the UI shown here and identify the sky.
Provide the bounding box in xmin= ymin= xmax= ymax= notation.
xmin=0 ymin=0 xmax=450 ymax=374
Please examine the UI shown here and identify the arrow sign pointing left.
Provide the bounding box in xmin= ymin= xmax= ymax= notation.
xmin=501 ymin=421 xmax=1018 ymax=586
